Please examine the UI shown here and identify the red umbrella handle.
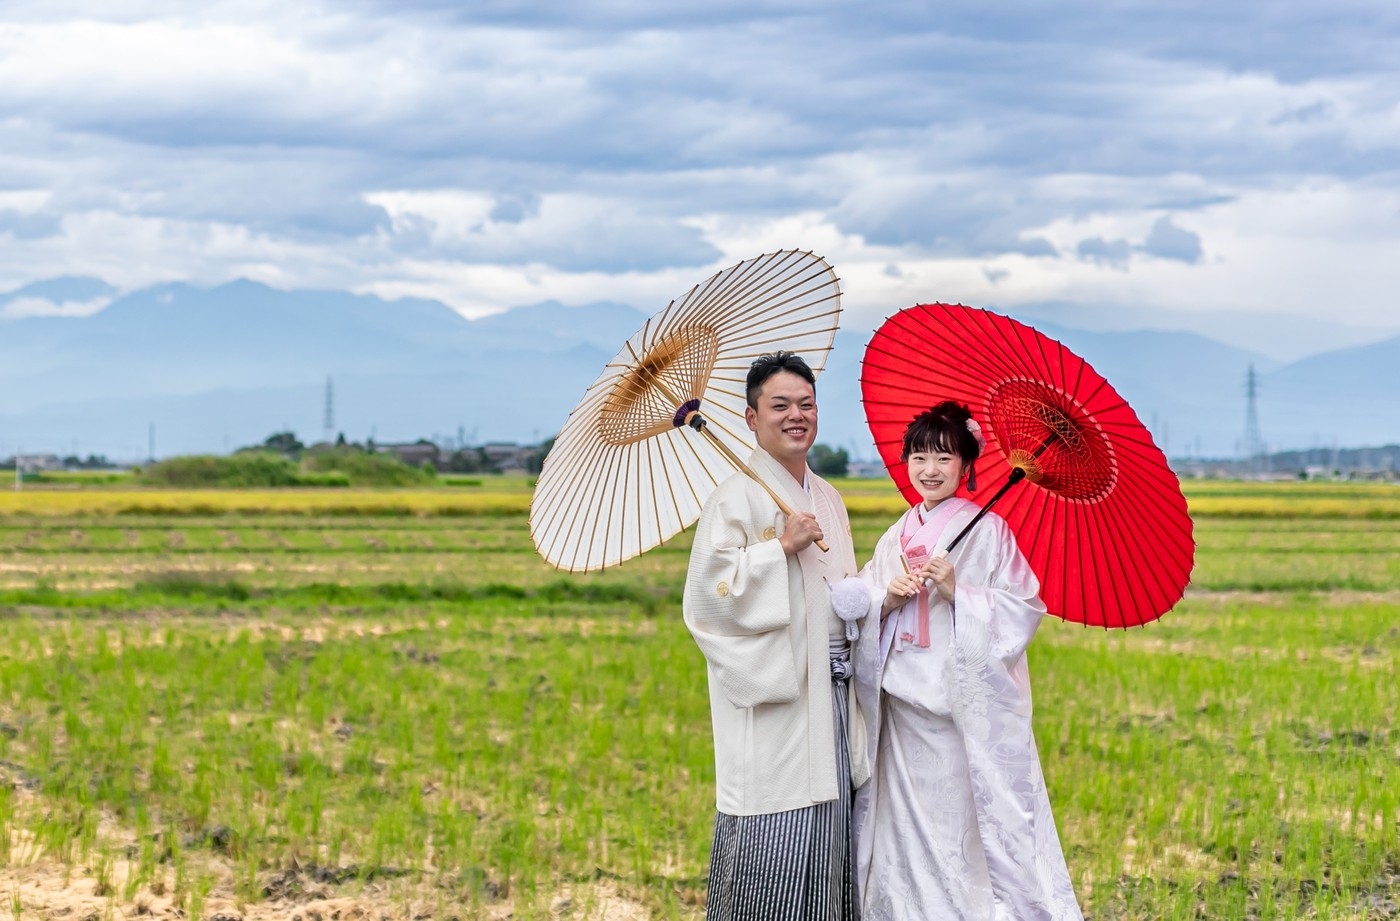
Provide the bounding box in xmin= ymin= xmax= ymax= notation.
xmin=944 ymin=430 xmax=1057 ymax=553
xmin=943 ymin=467 xmax=1026 ymax=554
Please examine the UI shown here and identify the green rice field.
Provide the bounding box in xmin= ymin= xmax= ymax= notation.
xmin=0 ymin=477 xmax=1397 ymax=919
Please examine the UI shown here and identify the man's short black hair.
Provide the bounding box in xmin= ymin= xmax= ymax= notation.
xmin=746 ymin=351 xmax=817 ymax=409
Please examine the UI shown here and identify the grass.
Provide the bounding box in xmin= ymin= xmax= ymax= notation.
xmin=0 ymin=477 xmax=1397 ymax=919
xmin=1 ymin=603 xmax=709 ymax=916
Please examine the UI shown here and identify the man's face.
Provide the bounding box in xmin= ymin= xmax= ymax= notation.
xmin=745 ymin=370 xmax=818 ymax=464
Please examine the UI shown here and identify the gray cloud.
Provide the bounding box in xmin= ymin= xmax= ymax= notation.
xmin=1142 ymin=216 xmax=1203 ymax=263
xmin=1076 ymin=237 xmax=1133 ymax=266
xmin=1073 ymin=216 xmax=1203 ymax=266
xmin=0 ymin=208 xmax=61 ymax=239
xmin=0 ymin=1 xmax=1396 ymax=294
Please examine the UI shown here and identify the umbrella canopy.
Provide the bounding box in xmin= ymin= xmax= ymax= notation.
xmin=531 ymin=250 xmax=842 ymax=572
xmin=861 ymin=303 xmax=1194 ymax=628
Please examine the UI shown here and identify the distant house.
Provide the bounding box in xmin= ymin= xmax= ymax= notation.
xmin=375 ymin=441 xmax=441 ymax=468
xmin=482 ymin=443 xmax=538 ymax=473
xmin=847 ymin=461 xmax=889 ymax=479
xmin=14 ymin=454 xmax=63 ymax=472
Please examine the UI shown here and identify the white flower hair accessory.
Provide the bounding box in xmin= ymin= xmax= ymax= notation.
xmin=966 ymin=417 xmax=985 ymax=451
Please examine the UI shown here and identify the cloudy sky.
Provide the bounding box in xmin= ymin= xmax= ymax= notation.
xmin=2 ymin=1 xmax=1398 ymax=359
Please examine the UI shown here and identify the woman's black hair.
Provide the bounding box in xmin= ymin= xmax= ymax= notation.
xmin=900 ymin=400 xmax=982 ymax=491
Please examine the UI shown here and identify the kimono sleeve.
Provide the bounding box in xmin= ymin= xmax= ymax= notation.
xmin=952 ymin=515 xmax=1047 ymax=665
xmin=856 ymin=525 xmax=903 ymax=629
xmin=683 ymin=483 xmax=800 ymax=708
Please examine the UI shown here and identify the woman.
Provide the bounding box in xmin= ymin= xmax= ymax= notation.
xmin=851 ymin=400 xmax=1082 ymax=921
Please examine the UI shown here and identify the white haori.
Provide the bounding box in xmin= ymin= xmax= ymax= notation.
xmin=684 ymin=447 xmax=869 ymax=816
xmin=851 ymin=498 xmax=1083 ymax=921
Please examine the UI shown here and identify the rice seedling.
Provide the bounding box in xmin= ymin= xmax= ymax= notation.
xmin=0 ymin=477 xmax=1395 ymax=918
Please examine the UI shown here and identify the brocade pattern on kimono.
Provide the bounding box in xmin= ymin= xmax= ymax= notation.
xmin=850 ymin=499 xmax=1083 ymax=921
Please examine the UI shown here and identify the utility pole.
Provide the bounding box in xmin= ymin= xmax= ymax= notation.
xmin=324 ymin=376 xmax=335 ymax=445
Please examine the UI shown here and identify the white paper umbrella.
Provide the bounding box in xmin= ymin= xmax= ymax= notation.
xmin=530 ymin=250 xmax=842 ymax=571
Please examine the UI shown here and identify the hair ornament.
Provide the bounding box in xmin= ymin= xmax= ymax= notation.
xmin=966 ymin=417 xmax=985 ymax=451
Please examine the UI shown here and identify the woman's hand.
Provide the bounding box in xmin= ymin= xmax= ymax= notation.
xmin=881 ymin=573 xmax=923 ymax=617
xmin=918 ymin=556 xmax=956 ymax=604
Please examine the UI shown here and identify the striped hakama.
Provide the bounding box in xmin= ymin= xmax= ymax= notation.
xmin=704 ymin=645 xmax=858 ymax=921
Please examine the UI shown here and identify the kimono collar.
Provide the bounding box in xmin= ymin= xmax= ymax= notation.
xmin=893 ymin=497 xmax=977 ymax=650
xmin=748 ymin=446 xmax=814 ymax=513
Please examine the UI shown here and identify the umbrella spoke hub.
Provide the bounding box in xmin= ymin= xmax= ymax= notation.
xmin=598 ymin=326 xmax=720 ymax=445
xmin=985 ymin=378 xmax=1116 ymax=501
xmin=1004 ymin=449 xmax=1045 ymax=484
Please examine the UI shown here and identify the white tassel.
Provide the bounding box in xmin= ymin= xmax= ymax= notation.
xmin=828 ymin=575 xmax=870 ymax=641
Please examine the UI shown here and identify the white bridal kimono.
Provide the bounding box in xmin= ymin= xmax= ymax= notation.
xmin=852 ymin=497 xmax=1082 ymax=921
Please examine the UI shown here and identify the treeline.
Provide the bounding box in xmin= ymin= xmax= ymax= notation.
xmin=139 ymin=438 xmax=443 ymax=488
xmin=138 ymin=451 xmax=436 ymax=488
xmin=52 ymin=431 xmax=851 ymax=487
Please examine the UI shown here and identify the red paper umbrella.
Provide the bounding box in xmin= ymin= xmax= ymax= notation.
xmin=861 ymin=303 xmax=1194 ymax=628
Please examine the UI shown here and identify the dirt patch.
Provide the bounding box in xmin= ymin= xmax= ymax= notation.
xmin=1 ymin=857 xmax=658 ymax=921
xmin=3 ymin=784 xmax=659 ymax=921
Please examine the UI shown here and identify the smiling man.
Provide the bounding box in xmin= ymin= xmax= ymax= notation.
xmin=683 ymin=351 xmax=868 ymax=921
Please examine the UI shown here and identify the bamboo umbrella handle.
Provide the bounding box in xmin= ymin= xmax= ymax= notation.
xmin=639 ymin=360 xmax=831 ymax=555
xmin=694 ymin=422 xmax=830 ymax=553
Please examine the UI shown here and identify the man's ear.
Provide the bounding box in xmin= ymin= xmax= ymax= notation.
xmin=745 ymin=405 xmax=758 ymax=432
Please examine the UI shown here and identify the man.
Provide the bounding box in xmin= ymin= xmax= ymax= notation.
xmin=684 ymin=350 xmax=867 ymax=921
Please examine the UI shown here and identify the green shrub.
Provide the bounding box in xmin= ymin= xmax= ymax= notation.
xmin=299 ymin=449 xmax=436 ymax=487
xmin=137 ymin=453 xmax=301 ymax=487
xmin=134 ymin=449 xmax=437 ymax=489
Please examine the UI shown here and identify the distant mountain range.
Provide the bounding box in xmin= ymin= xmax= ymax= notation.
xmin=1 ymin=277 xmax=1396 ymax=461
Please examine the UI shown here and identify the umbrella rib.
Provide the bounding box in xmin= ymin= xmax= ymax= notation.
xmin=672 ymin=428 xmax=723 ymax=517
xmin=1041 ymin=486 xmax=1071 ymax=624
xmin=1062 ymin=495 xmax=1103 ymax=626
xmin=544 ymin=433 xmax=622 ymax=569
xmin=722 ymin=298 xmax=843 ymax=339
xmin=590 ymin=439 xmax=632 ymax=571
xmin=646 ymin=432 xmax=676 ymax=548
xmin=694 ymin=252 xmax=822 ymax=329
xmin=689 ymin=252 xmax=783 ymax=329
xmin=721 ymin=272 xmax=841 ymax=329
xmin=1119 ymin=479 xmax=1190 ymax=619
xmin=1094 ymin=485 xmax=1148 ymax=626
xmin=562 ymin=442 xmax=622 ymax=570
xmin=615 ymin=436 xmax=635 ymax=569
xmin=531 ymin=430 xmax=612 ymax=561
xmin=719 ymin=296 xmax=843 ymax=344
xmin=632 ymin=436 xmax=651 ymax=562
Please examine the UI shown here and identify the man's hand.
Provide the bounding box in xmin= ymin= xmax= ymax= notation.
xmin=778 ymin=511 xmax=824 ymax=555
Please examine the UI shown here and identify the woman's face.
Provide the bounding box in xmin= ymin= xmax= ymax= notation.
xmin=906 ymin=449 xmax=966 ymax=508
